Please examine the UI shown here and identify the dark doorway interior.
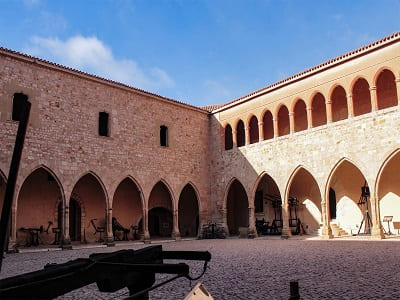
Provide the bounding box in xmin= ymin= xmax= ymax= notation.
xmin=69 ymin=198 xmax=81 ymax=241
xmin=329 ymin=188 xmax=337 ymax=219
xmin=148 ymin=207 xmax=172 ymax=237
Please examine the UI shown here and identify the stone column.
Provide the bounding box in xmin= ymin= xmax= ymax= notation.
xmin=248 ymin=207 xmax=257 ymax=238
xmin=258 ymin=121 xmax=264 ymax=141
xmin=370 ymin=86 xmax=378 ymax=111
xmin=347 ymin=93 xmax=354 ymax=117
xmin=396 ymin=77 xmax=400 ymax=105
xmin=369 ymin=195 xmax=384 ymax=239
xmin=7 ymin=208 xmax=17 ymax=252
xmin=289 ymin=112 xmax=294 ymax=134
xmin=61 ymin=204 xmax=72 ymax=249
xmin=232 ymin=129 xmax=237 ymax=147
xmin=143 ymin=207 xmax=150 ymax=243
xmin=306 ymin=107 xmax=313 ymax=129
xmin=245 ymin=126 xmax=250 ymax=145
xmin=281 ymin=201 xmax=291 ymax=239
xmin=273 ymin=118 xmax=279 ymax=138
xmin=320 ymin=200 xmax=333 ymax=239
xmin=326 ymin=100 xmax=333 ymax=123
xmin=172 ymin=210 xmax=181 ymax=240
xmin=105 ymin=208 xmax=115 ymax=246
xmin=221 ymin=208 xmax=229 ymax=236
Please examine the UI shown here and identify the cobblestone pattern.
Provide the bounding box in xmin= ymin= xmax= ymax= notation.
xmin=1 ymin=239 xmax=400 ymax=299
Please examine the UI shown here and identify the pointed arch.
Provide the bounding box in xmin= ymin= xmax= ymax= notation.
xmin=325 ymin=158 xmax=371 ymax=235
xmin=15 ymin=166 xmax=65 ymax=246
xmin=285 ymin=165 xmax=322 ymax=234
xmin=178 ymin=182 xmax=200 ymax=237
xmin=375 ymin=149 xmax=400 ymax=234
xmin=112 ymin=176 xmax=145 ymax=239
xmin=224 ymin=178 xmax=249 ymax=236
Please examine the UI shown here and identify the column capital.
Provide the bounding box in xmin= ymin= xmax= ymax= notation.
xmin=288 ymin=112 xmax=294 ymax=116
xmin=395 ymin=77 xmax=400 ymax=83
xmin=369 ymin=86 xmax=377 ymax=91
xmin=258 ymin=121 xmax=264 ymax=126
xmin=346 ymin=93 xmax=353 ymax=99
xmin=325 ymin=100 xmax=332 ymax=104
xmin=306 ymin=107 xmax=312 ymax=111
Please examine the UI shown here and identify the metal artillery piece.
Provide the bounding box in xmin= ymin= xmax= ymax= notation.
xmin=0 ymin=245 xmax=211 ymax=299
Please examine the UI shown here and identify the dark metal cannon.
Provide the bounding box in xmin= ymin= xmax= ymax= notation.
xmin=0 ymin=245 xmax=211 ymax=299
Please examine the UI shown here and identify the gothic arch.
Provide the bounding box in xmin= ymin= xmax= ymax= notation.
xmin=111 ymin=175 xmax=145 ymax=210
xmin=71 ymin=171 xmax=109 ymax=209
xmin=178 ymin=182 xmax=201 ymax=237
xmin=149 ymin=178 xmax=176 ymax=211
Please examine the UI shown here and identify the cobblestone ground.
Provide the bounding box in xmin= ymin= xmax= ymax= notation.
xmin=1 ymin=238 xmax=400 ymax=299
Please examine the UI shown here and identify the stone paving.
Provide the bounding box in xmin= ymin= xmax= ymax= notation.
xmin=1 ymin=237 xmax=400 ymax=299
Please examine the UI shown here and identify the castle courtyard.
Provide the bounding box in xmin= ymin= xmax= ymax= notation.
xmin=1 ymin=238 xmax=399 ymax=299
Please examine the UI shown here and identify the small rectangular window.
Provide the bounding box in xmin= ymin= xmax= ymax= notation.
xmin=160 ymin=125 xmax=168 ymax=147
xmin=12 ymin=93 xmax=28 ymax=121
xmin=99 ymin=112 xmax=109 ymax=137
xmin=255 ymin=190 xmax=263 ymax=213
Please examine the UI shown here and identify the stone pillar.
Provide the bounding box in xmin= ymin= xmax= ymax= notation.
xmin=61 ymin=204 xmax=72 ymax=249
xmin=105 ymin=208 xmax=115 ymax=246
xmin=306 ymin=107 xmax=313 ymax=129
xmin=232 ymin=129 xmax=237 ymax=147
xmin=172 ymin=209 xmax=181 ymax=240
xmin=320 ymin=200 xmax=333 ymax=239
xmin=326 ymin=100 xmax=333 ymax=123
xmin=258 ymin=122 xmax=264 ymax=141
xmin=396 ymin=77 xmax=400 ymax=105
xmin=8 ymin=208 xmax=17 ymax=252
xmin=143 ymin=207 xmax=150 ymax=243
xmin=347 ymin=93 xmax=354 ymax=118
xmin=281 ymin=202 xmax=291 ymax=239
xmin=289 ymin=112 xmax=294 ymax=134
xmin=370 ymin=86 xmax=378 ymax=111
xmin=245 ymin=126 xmax=250 ymax=145
xmin=248 ymin=207 xmax=257 ymax=238
xmin=221 ymin=208 xmax=229 ymax=236
xmin=369 ymin=196 xmax=384 ymax=239
xmin=273 ymin=118 xmax=279 ymax=138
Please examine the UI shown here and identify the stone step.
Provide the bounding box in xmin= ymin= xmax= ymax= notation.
xmin=330 ymin=223 xmax=349 ymax=237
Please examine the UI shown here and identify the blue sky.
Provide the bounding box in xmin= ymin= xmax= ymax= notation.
xmin=0 ymin=0 xmax=399 ymax=107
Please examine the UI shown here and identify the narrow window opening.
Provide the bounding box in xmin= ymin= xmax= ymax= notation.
xmin=160 ymin=125 xmax=168 ymax=147
xmin=255 ymin=190 xmax=263 ymax=213
xmin=12 ymin=93 xmax=28 ymax=121
xmin=98 ymin=111 xmax=109 ymax=137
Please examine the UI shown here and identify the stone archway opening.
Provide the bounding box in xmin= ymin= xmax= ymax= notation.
xmin=226 ymin=179 xmax=248 ymax=236
xmin=236 ymin=120 xmax=245 ymax=147
xmin=178 ymin=184 xmax=199 ymax=237
xmin=225 ymin=124 xmax=233 ymax=150
xmin=331 ymin=85 xmax=348 ymax=122
xmin=262 ymin=111 xmax=274 ymax=140
xmin=278 ymin=105 xmax=290 ymax=136
xmin=288 ymin=168 xmax=322 ymax=235
xmin=352 ymin=78 xmax=371 ymax=116
xmin=254 ymin=174 xmax=282 ymax=235
xmin=71 ymin=173 xmax=106 ymax=243
xmin=328 ymin=161 xmax=370 ymax=236
xmin=113 ymin=178 xmax=143 ymax=240
xmin=16 ymin=168 xmax=62 ymax=246
xmin=249 ymin=116 xmax=259 ymax=144
xmin=311 ymin=93 xmax=327 ymax=127
xmin=148 ymin=181 xmax=173 ymax=238
xmin=377 ymin=151 xmax=400 ymax=235
xmin=293 ymin=100 xmax=307 ymax=132
xmin=376 ymin=69 xmax=397 ymax=110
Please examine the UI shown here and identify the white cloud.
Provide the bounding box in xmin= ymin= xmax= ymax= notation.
xmin=25 ymin=35 xmax=174 ymax=92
